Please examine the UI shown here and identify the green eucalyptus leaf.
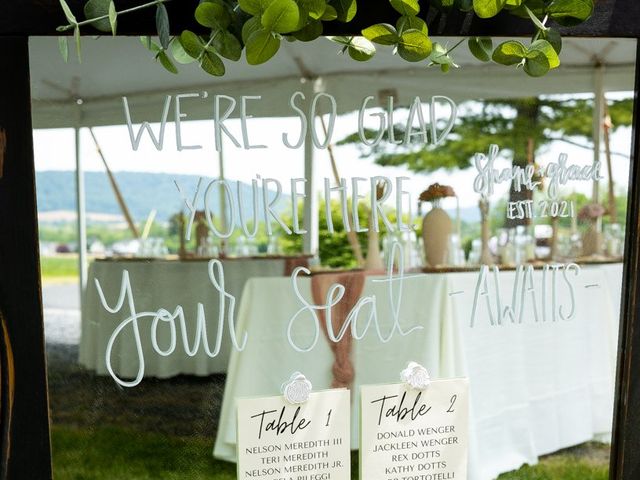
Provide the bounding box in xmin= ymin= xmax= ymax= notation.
xmin=156 ymin=3 xmax=171 ymax=50
xmin=179 ymin=30 xmax=205 ymax=59
xmin=300 ymin=0 xmax=327 ymax=19
xmin=294 ymin=3 xmax=310 ymax=30
xmin=389 ymin=0 xmax=420 ymax=16
xmin=492 ymin=40 xmax=527 ymax=65
xmin=212 ymin=30 xmax=242 ymax=61
xmin=523 ymin=50 xmax=550 ymax=77
xmin=524 ymin=5 xmax=546 ymax=30
xmin=396 ymin=15 xmax=428 ymax=34
xmin=259 ymin=0 xmax=274 ymax=10
xmin=293 ymin=19 xmax=323 ymax=41
xmin=195 ymin=2 xmax=231 ymax=29
xmin=245 ymin=29 xmax=281 ymax=65
xmin=84 ymin=0 xmax=111 ymax=32
xmin=331 ymin=0 xmax=357 ymax=22
xmin=429 ymin=42 xmax=457 ymax=67
xmin=326 ymin=35 xmax=352 ymax=46
xmin=321 ymin=4 xmax=338 ymax=20
xmin=170 ymin=39 xmax=197 ymax=64
xmin=59 ymin=0 xmax=77 ymax=25
xmin=527 ymin=39 xmax=560 ymax=69
xmin=74 ymin=25 xmax=82 ymax=62
xmin=242 ymin=16 xmax=263 ymax=43
xmin=541 ymin=28 xmax=562 ymax=54
xmin=157 ymin=50 xmax=179 ymax=74
xmin=510 ymin=0 xmax=545 ymax=18
xmin=505 ymin=0 xmax=523 ymax=6
xmin=468 ymin=36 xmax=493 ymax=62
xmin=238 ymin=0 xmax=262 ymax=15
xmin=547 ymin=0 xmax=594 ymax=27
xmin=108 ymin=1 xmax=117 ymax=35
xmin=200 ymin=50 xmax=226 ymax=76
xmin=397 ymin=29 xmax=432 ymax=62
xmin=348 ymin=36 xmax=376 ymax=61
xmin=140 ymin=35 xmax=161 ymax=52
xmin=262 ymin=0 xmax=300 ymax=33
xmin=473 ymin=0 xmax=507 ymax=18
xmin=58 ymin=36 xmax=69 ymax=63
xmin=361 ymin=24 xmax=398 ymax=46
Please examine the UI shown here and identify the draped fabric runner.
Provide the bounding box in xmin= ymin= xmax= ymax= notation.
xmin=284 ymin=257 xmax=310 ymax=276
xmin=311 ymin=271 xmax=366 ymax=389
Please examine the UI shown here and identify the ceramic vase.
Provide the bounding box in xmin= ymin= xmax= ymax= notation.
xmin=582 ymin=219 xmax=603 ymax=256
xmin=422 ymin=202 xmax=452 ymax=267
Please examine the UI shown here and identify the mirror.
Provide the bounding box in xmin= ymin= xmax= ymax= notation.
xmin=29 ymin=35 xmax=636 ymax=479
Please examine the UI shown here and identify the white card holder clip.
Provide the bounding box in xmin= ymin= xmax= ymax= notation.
xmin=281 ymin=372 xmax=313 ymax=404
xmin=400 ymin=361 xmax=431 ymax=390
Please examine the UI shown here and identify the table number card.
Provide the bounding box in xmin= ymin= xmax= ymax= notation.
xmin=237 ymin=389 xmax=350 ymax=480
xmin=361 ymin=379 xmax=469 ymax=480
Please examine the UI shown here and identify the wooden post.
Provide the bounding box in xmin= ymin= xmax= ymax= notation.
xmin=0 ymin=36 xmax=52 ymax=479
xmin=610 ymin=39 xmax=640 ymax=480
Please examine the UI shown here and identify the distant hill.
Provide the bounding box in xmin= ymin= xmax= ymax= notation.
xmin=35 ymin=170 xmax=482 ymax=225
xmin=35 ymin=171 xmax=277 ymax=223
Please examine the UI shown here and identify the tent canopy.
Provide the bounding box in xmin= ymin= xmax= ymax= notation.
xmin=29 ymin=36 xmax=636 ymax=128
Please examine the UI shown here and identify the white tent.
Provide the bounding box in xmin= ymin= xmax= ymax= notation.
xmin=30 ymin=36 xmax=635 ymax=127
xmin=27 ymin=35 xmax=637 ymax=291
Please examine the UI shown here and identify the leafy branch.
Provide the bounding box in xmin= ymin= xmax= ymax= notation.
xmin=56 ymin=0 xmax=594 ymax=78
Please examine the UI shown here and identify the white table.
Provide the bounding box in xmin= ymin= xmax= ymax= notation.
xmin=213 ymin=264 xmax=622 ymax=480
xmin=79 ymin=256 xmax=306 ymax=378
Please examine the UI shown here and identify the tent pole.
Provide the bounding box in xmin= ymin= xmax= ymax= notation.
xmin=88 ymin=128 xmax=140 ymax=238
xmin=592 ymin=64 xmax=605 ymax=203
xmin=74 ymin=126 xmax=88 ymax=291
xmin=302 ymin=84 xmax=318 ymax=256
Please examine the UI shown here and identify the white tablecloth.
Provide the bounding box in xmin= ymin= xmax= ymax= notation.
xmin=213 ymin=264 xmax=622 ymax=480
xmin=79 ymin=257 xmax=298 ymax=378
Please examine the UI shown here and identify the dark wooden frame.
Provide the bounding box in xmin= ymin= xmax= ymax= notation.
xmin=1 ymin=0 xmax=639 ymax=478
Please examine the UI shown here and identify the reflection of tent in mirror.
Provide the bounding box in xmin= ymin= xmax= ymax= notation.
xmin=32 ymin=34 xmax=635 ymax=480
xmin=31 ymin=36 xmax=635 ymax=264
xmin=30 ymin=37 xmax=635 ymax=125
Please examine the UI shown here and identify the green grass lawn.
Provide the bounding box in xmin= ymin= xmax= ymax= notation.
xmin=51 ymin=425 xmax=609 ymax=480
xmin=40 ymin=255 xmax=79 ymax=282
xmin=52 ymin=425 xmax=236 ymax=480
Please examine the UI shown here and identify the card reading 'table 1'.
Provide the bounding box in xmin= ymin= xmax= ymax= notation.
xmin=360 ymin=379 xmax=469 ymax=480
xmin=237 ymin=389 xmax=350 ymax=480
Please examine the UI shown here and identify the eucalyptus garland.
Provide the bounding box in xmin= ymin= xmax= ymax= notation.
xmin=57 ymin=0 xmax=594 ymax=77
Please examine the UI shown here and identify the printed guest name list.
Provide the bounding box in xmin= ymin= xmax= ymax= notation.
xmin=237 ymin=390 xmax=350 ymax=480
xmin=360 ymin=380 xmax=469 ymax=480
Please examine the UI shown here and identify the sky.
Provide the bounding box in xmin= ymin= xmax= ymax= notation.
xmin=33 ymin=95 xmax=634 ymax=215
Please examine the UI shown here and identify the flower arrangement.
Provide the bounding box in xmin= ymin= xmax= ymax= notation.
xmin=578 ymin=203 xmax=607 ymax=222
xmin=419 ymin=183 xmax=456 ymax=203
